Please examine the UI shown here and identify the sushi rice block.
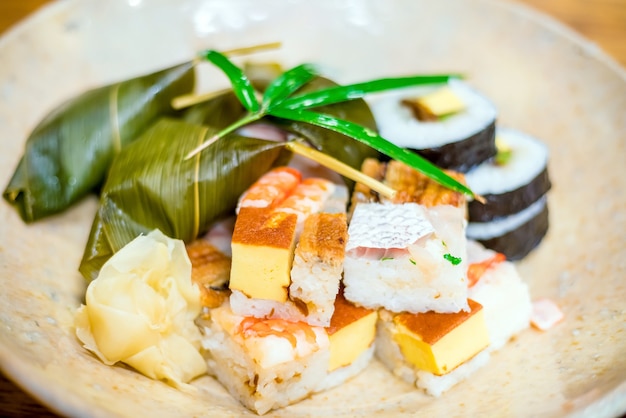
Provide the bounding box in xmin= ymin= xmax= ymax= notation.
xmin=229 ymin=166 xmax=349 ymax=327
xmin=375 ymin=300 xmax=490 ymax=397
xmin=343 ymin=201 xmax=469 ymax=314
xmin=375 ymin=240 xmax=532 ymax=397
xmin=230 ymin=212 xmax=348 ymax=327
xmin=201 ymin=301 xmax=330 ymax=415
xmin=201 ymin=292 xmax=377 ymax=415
xmin=317 ymin=290 xmax=378 ymax=392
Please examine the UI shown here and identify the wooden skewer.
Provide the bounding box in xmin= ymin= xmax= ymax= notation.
xmin=172 ymin=88 xmax=232 ymax=110
xmin=221 ymin=42 xmax=282 ymax=57
xmin=178 ymin=42 xmax=281 ymax=110
xmin=285 ymin=141 xmax=397 ymax=200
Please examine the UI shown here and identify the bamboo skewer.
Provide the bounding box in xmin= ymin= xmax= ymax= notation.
xmin=285 ymin=141 xmax=397 ymax=200
xmin=177 ymin=42 xmax=281 ymax=110
xmin=172 ymin=88 xmax=232 ymax=110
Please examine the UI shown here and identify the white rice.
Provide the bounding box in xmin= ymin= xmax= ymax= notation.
xmin=315 ymin=345 xmax=375 ymax=393
xmin=367 ymin=79 xmax=497 ymax=149
xmin=289 ymin=247 xmax=343 ymax=327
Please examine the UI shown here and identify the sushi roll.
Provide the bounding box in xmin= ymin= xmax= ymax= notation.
xmin=464 ymin=128 xmax=551 ymax=260
xmin=466 ymin=196 xmax=549 ymax=261
xmin=343 ymin=159 xmax=470 ymax=314
xmin=466 ymin=128 xmax=551 ymax=221
xmin=368 ymin=79 xmax=497 ymax=172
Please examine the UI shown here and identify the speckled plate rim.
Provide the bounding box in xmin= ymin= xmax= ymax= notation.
xmin=0 ymin=0 xmax=625 ymax=417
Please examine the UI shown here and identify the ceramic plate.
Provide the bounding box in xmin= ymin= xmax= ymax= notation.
xmin=0 ymin=0 xmax=625 ymax=416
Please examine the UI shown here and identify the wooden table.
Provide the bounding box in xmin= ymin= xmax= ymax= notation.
xmin=0 ymin=0 xmax=625 ymax=416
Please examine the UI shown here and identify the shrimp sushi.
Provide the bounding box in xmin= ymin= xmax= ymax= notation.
xmin=200 ymin=291 xmax=377 ymax=415
xmin=229 ymin=167 xmax=349 ymax=326
xmin=201 ymin=301 xmax=331 ymax=415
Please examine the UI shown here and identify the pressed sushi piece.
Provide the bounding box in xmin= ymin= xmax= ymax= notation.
xmin=466 ymin=128 xmax=551 ymax=222
xmin=343 ymin=202 xmax=469 ymax=314
xmin=345 ymin=159 xmax=470 ymax=314
xmin=201 ymin=294 xmax=377 ymax=414
xmin=368 ymin=79 xmax=497 ymax=172
xmin=466 ymin=196 xmax=549 ymax=260
xmin=289 ymin=213 xmax=347 ymax=325
xmin=375 ymin=300 xmax=490 ymax=397
xmin=349 ymin=158 xmax=467 ymax=211
xmin=325 ymin=290 xmax=377 ymax=372
xmin=231 ymin=212 xmax=348 ymax=327
xmin=200 ymin=302 xmax=330 ymax=415
xmin=466 ymin=240 xmax=532 ymax=350
xmin=229 ymin=207 xmax=298 ymax=302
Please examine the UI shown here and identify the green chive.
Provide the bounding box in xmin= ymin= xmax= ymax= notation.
xmin=280 ymin=74 xmax=462 ymax=110
xmin=200 ymin=50 xmax=260 ymax=112
xmin=443 ymin=253 xmax=462 ymax=265
xmin=262 ymin=63 xmax=318 ymax=109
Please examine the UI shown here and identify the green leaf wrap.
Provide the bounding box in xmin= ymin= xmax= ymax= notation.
xmin=3 ymin=62 xmax=195 ymax=222
xmin=79 ymin=118 xmax=284 ymax=281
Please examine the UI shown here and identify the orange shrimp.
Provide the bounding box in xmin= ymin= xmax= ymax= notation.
xmin=467 ymin=252 xmax=506 ymax=287
xmin=237 ymin=316 xmax=318 ymax=348
xmin=274 ymin=178 xmax=335 ymax=223
xmin=237 ymin=167 xmax=302 ymax=212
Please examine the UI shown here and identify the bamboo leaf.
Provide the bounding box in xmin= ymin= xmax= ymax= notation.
xmin=270 ymin=108 xmax=475 ymax=197
xmin=200 ymin=50 xmax=260 ymax=112
xmin=262 ymin=63 xmax=318 ymax=109
xmin=79 ymin=118 xmax=284 ymax=281
xmin=280 ymin=74 xmax=461 ymax=110
xmin=3 ymin=62 xmax=195 ymax=222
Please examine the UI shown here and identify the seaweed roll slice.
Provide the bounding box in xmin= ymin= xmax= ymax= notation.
xmin=466 ymin=128 xmax=551 ymax=221
xmin=465 ymin=128 xmax=551 ymax=260
xmin=368 ymin=79 xmax=497 ymax=172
